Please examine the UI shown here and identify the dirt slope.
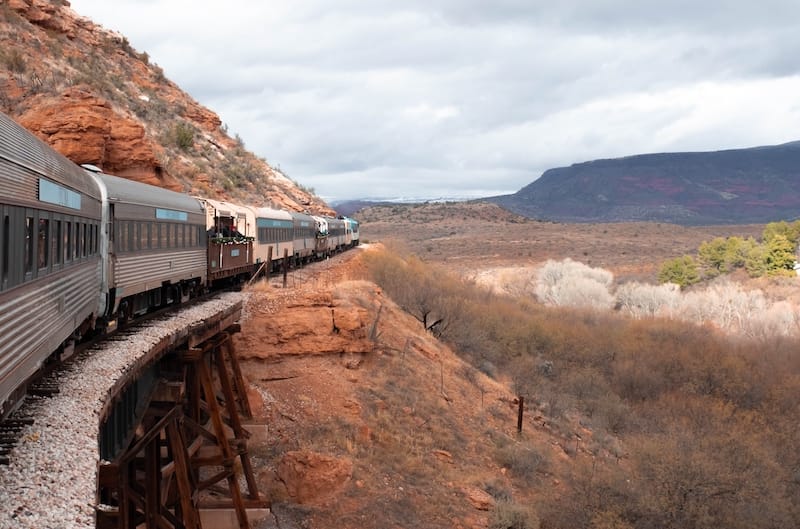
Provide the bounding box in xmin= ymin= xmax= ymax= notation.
xmin=234 ymin=248 xmax=611 ymax=529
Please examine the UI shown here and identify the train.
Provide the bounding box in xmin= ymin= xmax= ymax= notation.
xmin=0 ymin=111 xmax=358 ymax=418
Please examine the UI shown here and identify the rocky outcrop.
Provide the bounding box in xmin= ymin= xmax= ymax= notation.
xmin=237 ymin=288 xmax=373 ymax=358
xmin=7 ymin=0 xmax=75 ymax=36
xmin=463 ymin=487 xmax=495 ymax=511
xmin=276 ymin=450 xmax=353 ymax=505
xmin=17 ymin=87 xmax=182 ymax=190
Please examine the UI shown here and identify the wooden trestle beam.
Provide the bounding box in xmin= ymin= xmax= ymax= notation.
xmin=96 ymin=326 xmax=265 ymax=529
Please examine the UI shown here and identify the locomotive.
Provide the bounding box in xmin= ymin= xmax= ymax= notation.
xmin=0 ymin=111 xmax=358 ymax=418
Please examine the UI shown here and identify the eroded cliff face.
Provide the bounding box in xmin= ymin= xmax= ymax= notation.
xmin=0 ymin=0 xmax=334 ymax=214
xmin=17 ymin=87 xmax=184 ymax=189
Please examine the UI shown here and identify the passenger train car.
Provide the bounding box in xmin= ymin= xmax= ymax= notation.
xmin=252 ymin=206 xmax=293 ymax=271
xmin=92 ymin=171 xmax=208 ymax=323
xmin=0 ymin=111 xmax=359 ymax=418
xmin=0 ymin=113 xmax=104 ymax=417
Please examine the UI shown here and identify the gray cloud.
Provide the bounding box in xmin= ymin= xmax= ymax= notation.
xmin=70 ymin=0 xmax=800 ymax=201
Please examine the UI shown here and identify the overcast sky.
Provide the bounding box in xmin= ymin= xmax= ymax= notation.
xmin=68 ymin=1 xmax=800 ymax=202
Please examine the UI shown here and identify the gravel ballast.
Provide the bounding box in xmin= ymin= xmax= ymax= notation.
xmin=0 ymin=292 xmax=243 ymax=529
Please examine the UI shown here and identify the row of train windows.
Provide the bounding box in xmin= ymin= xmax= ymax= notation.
xmin=115 ymin=220 xmax=206 ymax=253
xmin=0 ymin=206 xmax=99 ymax=291
xmin=293 ymin=226 xmax=317 ymax=239
xmin=257 ymin=226 xmax=293 ymax=244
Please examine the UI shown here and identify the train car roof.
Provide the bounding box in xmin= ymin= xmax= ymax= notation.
xmin=197 ymin=197 xmax=252 ymax=219
xmin=252 ymin=206 xmax=293 ymax=221
xmin=289 ymin=211 xmax=316 ymax=222
xmin=93 ymin=171 xmax=204 ymax=213
xmin=0 ymin=112 xmax=101 ymax=200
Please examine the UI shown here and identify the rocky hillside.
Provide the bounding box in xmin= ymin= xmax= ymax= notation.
xmin=0 ymin=0 xmax=334 ymax=215
xmin=489 ymin=141 xmax=800 ymax=225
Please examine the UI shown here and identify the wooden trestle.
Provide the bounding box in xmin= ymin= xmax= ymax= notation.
xmin=97 ymin=324 xmax=266 ymax=529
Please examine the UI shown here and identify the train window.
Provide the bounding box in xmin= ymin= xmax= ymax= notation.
xmin=2 ymin=214 xmax=8 ymax=287
xmin=117 ymin=222 xmax=122 ymax=253
xmin=53 ymin=220 xmax=62 ymax=265
xmin=64 ymin=221 xmax=71 ymax=263
xmin=139 ymin=222 xmax=148 ymax=250
xmin=125 ymin=222 xmax=131 ymax=252
xmin=131 ymin=222 xmax=139 ymax=251
xmin=171 ymin=223 xmax=178 ymax=248
xmin=74 ymin=222 xmax=80 ymax=260
xmin=38 ymin=218 xmax=49 ymax=270
xmin=24 ymin=216 xmax=33 ymax=275
xmin=156 ymin=223 xmax=164 ymax=248
xmin=93 ymin=224 xmax=98 ymax=255
xmin=81 ymin=222 xmax=86 ymax=257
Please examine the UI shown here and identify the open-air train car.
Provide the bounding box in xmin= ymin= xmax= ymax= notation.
xmin=197 ymin=197 xmax=254 ymax=284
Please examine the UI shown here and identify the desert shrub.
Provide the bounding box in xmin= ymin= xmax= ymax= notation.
xmin=483 ymin=479 xmax=513 ymax=502
xmin=0 ymin=47 xmax=26 ymax=73
xmin=762 ymin=219 xmax=800 ymax=246
xmin=494 ymin=440 xmax=547 ymax=481
xmin=697 ymin=237 xmax=731 ymax=277
xmin=615 ymin=281 xmax=680 ymax=318
xmin=534 ymin=259 xmax=615 ymax=310
xmin=763 ymin=234 xmax=797 ymax=275
xmin=364 ymin=250 xmax=473 ymax=338
xmin=679 ymin=280 xmax=766 ymax=333
xmin=172 ymin=121 xmax=194 ymax=151
xmin=489 ymin=501 xmax=540 ymax=529
xmin=658 ymin=254 xmax=700 ymax=287
xmin=591 ymin=392 xmax=631 ymax=433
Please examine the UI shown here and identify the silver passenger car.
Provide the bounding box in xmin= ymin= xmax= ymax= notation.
xmin=251 ymin=206 xmax=294 ymax=271
xmin=91 ymin=171 xmax=207 ymax=321
xmin=290 ymin=211 xmax=317 ymax=264
xmin=0 ymin=112 xmax=103 ymax=417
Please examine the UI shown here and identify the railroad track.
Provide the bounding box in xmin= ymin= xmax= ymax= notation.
xmin=0 ymin=281 xmax=245 ymax=463
xmin=0 ymin=292 xmax=263 ymax=529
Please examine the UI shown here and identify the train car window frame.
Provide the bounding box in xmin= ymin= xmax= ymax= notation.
xmin=64 ymin=220 xmax=72 ymax=264
xmin=38 ymin=216 xmax=49 ymax=271
xmin=53 ymin=219 xmax=62 ymax=267
xmin=139 ymin=222 xmax=148 ymax=250
xmin=132 ymin=222 xmax=140 ymax=251
xmin=24 ymin=214 xmax=34 ymax=277
xmin=72 ymin=219 xmax=81 ymax=261
xmin=159 ymin=223 xmax=167 ymax=249
xmin=1 ymin=210 xmax=8 ymax=290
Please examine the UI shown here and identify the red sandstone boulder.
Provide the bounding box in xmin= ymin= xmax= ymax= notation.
xmin=276 ymin=450 xmax=353 ymax=505
xmin=17 ymin=87 xmax=182 ymax=190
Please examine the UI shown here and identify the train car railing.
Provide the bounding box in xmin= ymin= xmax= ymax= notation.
xmin=207 ymin=237 xmax=254 ymax=282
